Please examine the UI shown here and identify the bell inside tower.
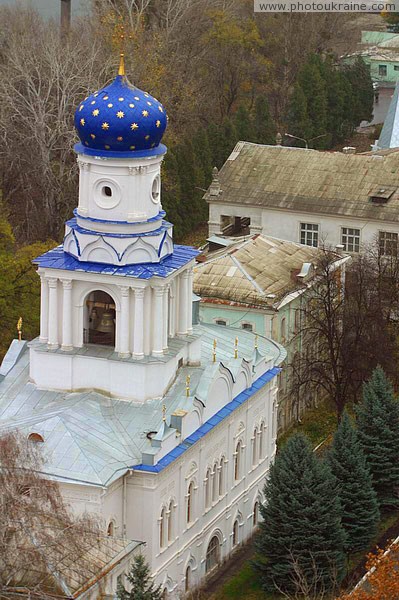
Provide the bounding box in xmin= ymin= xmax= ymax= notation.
xmin=84 ymin=290 xmax=116 ymax=347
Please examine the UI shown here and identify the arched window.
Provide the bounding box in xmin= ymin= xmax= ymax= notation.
xmin=206 ymin=536 xmax=220 ymax=573
xmin=232 ymin=520 xmax=239 ymax=547
xmin=28 ymin=432 xmax=44 ymax=443
xmin=212 ymin=462 xmax=218 ymax=503
xmin=253 ymin=501 xmax=259 ymax=527
xmin=167 ymin=500 xmax=174 ymax=543
xmin=187 ymin=482 xmax=194 ymax=524
xmin=160 ymin=507 xmax=166 ymax=549
xmin=185 ymin=565 xmax=191 ymax=592
xmin=218 ymin=458 xmax=224 ymax=497
xmin=252 ymin=428 xmax=258 ymax=466
xmin=205 ymin=468 xmax=211 ymax=509
xmin=107 ymin=520 xmax=114 ymax=537
xmin=259 ymin=422 xmax=266 ymax=460
xmin=234 ymin=441 xmax=242 ymax=481
xmin=280 ymin=317 xmax=286 ymax=342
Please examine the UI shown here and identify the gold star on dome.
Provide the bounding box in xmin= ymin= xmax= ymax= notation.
xmin=131 ymin=123 xmax=139 ymax=130
xmin=79 ymin=105 xmax=84 ymax=111
xmin=91 ymin=100 xmax=96 ymax=105
xmin=144 ymin=93 xmax=149 ymax=97
xmin=145 ymin=134 xmax=150 ymax=140
xmin=158 ymin=106 xmax=164 ymax=113
xmin=94 ymin=93 xmax=98 ymax=98
xmin=103 ymin=96 xmax=109 ymax=100
xmin=102 ymin=122 xmax=109 ymax=130
xmin=105 ymin=145 xmax=110 ymax=149
xmin=116 ymin=111 xmax=125 ymax=118
xmin=156 ymin=120 xmax=161 ymax=128
xmin=84 ymin=141 xmax=89 ymax=146
xmin=134 ymin=96 xmax=140 ymax=101
xmin=92 ymin=109 xmax=100 ymax=116
xmin=129 ymin=103 xmax=135 ymax=108
xmin=80 ymin=118 xmax=85 ymax=126
xmin=147 ymin=101 xmax=152 ymax=106
xmin=117 ymin=136 xmax=123 ymax=141
xmin=142 ymin=110 xmax=149 ymax=117
xmin=130 ymin=145 xmax=136 ymax=150
xmin=107 ymin=103 xmax=113 ymax=108
xmin=90 ymin=133 xmax=96 ymax=139
xmin=118 ymin=97 xmax=124 ymax=101
xmin=151 ymin=142 xmax=156 ymax=147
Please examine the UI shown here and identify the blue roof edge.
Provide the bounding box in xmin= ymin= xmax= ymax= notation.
xmin=133 ymin=366 xmax=281 ymax=474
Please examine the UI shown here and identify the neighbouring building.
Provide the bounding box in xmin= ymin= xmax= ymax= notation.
xmin=375 ymin=80 xmax=399 ymax=149
xmin=0 ymin=57 xmax=285 ymax=598
xmin=207 ymin=141 xmax=399 ymax=254
xmin=193 ymin=234 xmax=350 ymax=430
xmin=357 ymin=31 xmax=399 ymax=86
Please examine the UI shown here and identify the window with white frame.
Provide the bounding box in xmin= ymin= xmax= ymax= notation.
xmin=167 ymin=500 xmax=174 ymax=543
xmin=215 ymin=319 xmax=227 ymax=326
xmin=159 ymin=507 xmax=166 ymax=549
xmin=187 ymin=481 xmax=194 ymax=524
xmin=205 ymin=468 xmax=211 ymax=509
xmin=218 ymin=457 xmax=225 ymax=496
xmin=341 ymin=227 xmax=360 ymax=253
xmin=300 ymin=223 xmax=319 ymax=247
xmin=241 ymin=322 xmax=253 ymax=331
xmin=379 ymin=231 xmax=398 ymax=256
xmin=234 ymin=441 xmax=242 ymax=481
xmin=379 ymin=64 xmax=387 ymax=76
xmin=252 ymin=427 xmax=258 ymax=466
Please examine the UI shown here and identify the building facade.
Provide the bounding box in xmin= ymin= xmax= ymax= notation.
xmin=0 ymin=58 xmax=285 ymax=598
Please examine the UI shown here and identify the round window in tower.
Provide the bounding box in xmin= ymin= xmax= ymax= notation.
xmin=151 ymin=175 xmax=160 ymax=204
xmin=94 ymin=179 xmax=121 ymax=209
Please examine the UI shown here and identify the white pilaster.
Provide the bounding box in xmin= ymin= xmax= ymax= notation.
xmin=47 ymin=278 xmax=59 ymax=349
xmin=119 ymin=286 xmax=131 ymax=358
xmin=39 ymin=276 xmax=49 ymax=343
xmin=152 ymin=286 xmax=164 ymax=356
xmin=169 ymin=280 xmax=175 ymax=338
xmin=187 ymin=268 xmax=193 ymax=334
xmin=61 ymin=279 xmax=73 ymax=351
xmin=163 ymin=285 xmax=169 ymax=351
xmin=178 ymin=271 xmax=189 ymax=335
xmin=133 ymin=288 xmax=145 ymax=359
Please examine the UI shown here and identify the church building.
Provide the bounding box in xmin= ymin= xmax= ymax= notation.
xmin=0 ymin=57 xmax=285 ymax=598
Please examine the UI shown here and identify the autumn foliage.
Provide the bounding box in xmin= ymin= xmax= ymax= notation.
xmin=339 ymin=543 xmax=399 ymax=600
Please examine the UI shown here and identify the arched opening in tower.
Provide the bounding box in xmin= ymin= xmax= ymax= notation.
xmin=83 ymin=290 xmax=116 ymax=348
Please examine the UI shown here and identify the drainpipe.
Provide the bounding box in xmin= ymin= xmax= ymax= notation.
xmin=122 ymin=471 xmax=129 ymax=538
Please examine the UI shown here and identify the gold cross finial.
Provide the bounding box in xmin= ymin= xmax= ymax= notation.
xmin=118 ymin=52 xmax=125 ymax=76
xmin=162 ymin=404 xmax=166 ymax=422
xmin=255 ymin=334 xmax=258 ymax=350
xmin=186 ymin=375 xmax=191 ymax=397
xmin=213 ymin=338 xmax=217 ymax=363
xmin=234 ymin=336 xmax=238 ymax=359
xmin=17 ymin=317 xmax=22 ymax=342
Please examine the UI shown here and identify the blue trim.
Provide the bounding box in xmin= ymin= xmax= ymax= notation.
xmin=157 ymin=230 xmax=168 ymax=257
xmin=133 ymin=367 xmax=281 ymax=473
xmin=74 ymin=143 xmax=167 ymax=159
xmin=66 ymin=217 xmax=172 ymax=240
xmin=34 ymin=244 xmax=199 ymax=279
xmin=74 ymin=208 xmax=166 ymax=226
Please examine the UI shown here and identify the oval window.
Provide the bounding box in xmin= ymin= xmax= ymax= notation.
xmin=151 ymin=176 xmax=160 ymax=203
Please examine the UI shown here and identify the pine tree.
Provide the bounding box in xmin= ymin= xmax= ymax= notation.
xmin=206 ymin=121 xmax=224 ymax=169
xmin=117 ymin=554 xmax=163 ymax=600
xmin=297 ymin=58 xmax=328 ymax=147
xmin=219 ymin=117 xmax=239 ymax=164
xmin=343 ymin=57 xmax=374 ymax=125
xmin=254 ymin=433 xmax=346 ymax=594
xmin=327 ymin=412 xmax=379 ymax=552
xmin=234 ymin=104 xmax=255 ymax=142
xmin=356 ymin=367 xmax=399 ymax=510
xmin=253 ymin=96 xmax=276 ymax=145
xmin=192 ymin=128 xmax=213 ymax=188
xmin=286 ymin=83 xmax=312 ymax=145
xmin=161 ymin=150 xmax=185 ymax=239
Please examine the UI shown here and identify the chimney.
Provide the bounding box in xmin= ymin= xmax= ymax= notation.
xmin=209 ymin=166 xmax=221 ymax=197
xmin=335 ymin=244 xmax=345 ymax=256
xmin=276 ymin=132 xmax=282 ymax=146
xmin=342 ymin=146 xmax=356 ymax=154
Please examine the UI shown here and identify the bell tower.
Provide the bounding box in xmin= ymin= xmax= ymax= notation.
xmin=30 ymin=56 xmax=200 ymax=401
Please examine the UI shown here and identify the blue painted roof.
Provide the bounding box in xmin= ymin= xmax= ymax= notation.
xmin=133 ymin=366 xmax=280 ymax=473
xmin=74 ymin=74 xmax=167 ymax=158
xmin=34 ymin=244 xmax=198 ymax=279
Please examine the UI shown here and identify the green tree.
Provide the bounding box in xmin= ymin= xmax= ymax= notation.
xmin=234 ymin=104 xmax=255 ymax=142
xmin=327 ymin=412 xmax=379 ymax=552
xmin=117 ymin=554 xmax=162 ymax=600
xmin=286 ymin=83 xmax=312 ymax=145
xmin=343 ymin=57 xmax=374 ymax=125
xmin=219 ymin=117 xmax=239 ymax=164
xmin=161 ymin=150 xmax=185 ymax=239
xmin=206 ymin=121 xmax=224 ymax=169
xmin=253 ymin=96 xmax=276 ymax=145
xmin=192 ymin=128 xmax=213 ymax=188
xmin=298 ymin=58 xmax=328 ymax=147
xmin=254 ymin=433 xmax=346 ymax=595
xmin=175 ymin=137 xmax=206 ymax=231
xmin=356 ymin=367 xmax=399 ymax=510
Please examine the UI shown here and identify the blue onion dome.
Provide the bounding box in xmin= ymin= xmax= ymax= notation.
xmin=74 ymin=54 xmax=167 ymax=158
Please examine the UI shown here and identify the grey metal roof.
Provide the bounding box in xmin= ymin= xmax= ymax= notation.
xmin=204 ymin=141 xmax=399 ymax=223
xmin=0 ymin=325 xmax=285 ymax=487
xmin=378 ymin=82 xmax=399 ymax=149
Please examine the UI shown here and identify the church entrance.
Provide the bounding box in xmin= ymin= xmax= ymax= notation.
xmin=84 ymin=290 xmax=116 ymax=347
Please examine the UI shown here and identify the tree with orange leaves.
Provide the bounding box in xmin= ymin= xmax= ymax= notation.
xmin=338 ymin=543 xmax=399 ymax=600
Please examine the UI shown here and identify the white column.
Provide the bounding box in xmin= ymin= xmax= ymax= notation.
xmin=169 ymin=281 xmax=175 ymax=338
xmin=163 ymin=284 xmax=169 ymax=351
xmin=133 ymin=288 xmax=145 ymax=359
xmin=119 ymin=286 xmax=130 ymax=358
xmin=178 ymin=271 xmax=189 ymax=335
xmin=39 ymin=276 xmax=49 ymax=343
xmin=47 ymin=277 xmax=59 ymax=349
xmin=152 ymin=286 xmax=164 ymax=356
xmin=187 ymin=268 xmax=193 ymax=334
xmin=61 ymin=279 xmax=73 ymax=351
